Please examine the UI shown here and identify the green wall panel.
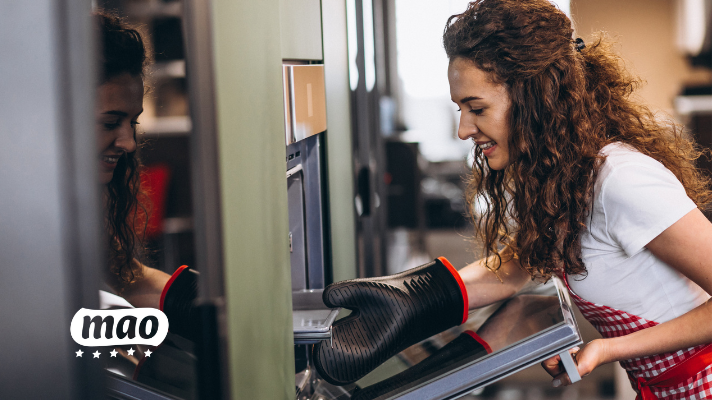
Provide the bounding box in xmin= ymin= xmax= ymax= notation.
xmin=211 ymin=0 xmax=294 ymax=398
xmin=280 ymin=0 xmax=324 ymax=60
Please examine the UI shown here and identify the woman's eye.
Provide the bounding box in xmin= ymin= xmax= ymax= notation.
xmin=456 ymin=107 xmax=462 ymax=112
xmin=104 ymin=122 xmax=120 ymax=130
xmin=470 ymin=109 xmax=484 ymax=115
xmin=130 ymin=121 xmax=140 ymax=127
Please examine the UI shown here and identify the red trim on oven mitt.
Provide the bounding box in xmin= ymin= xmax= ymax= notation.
xmin=160 ymin=265 xmax=199 ymax=341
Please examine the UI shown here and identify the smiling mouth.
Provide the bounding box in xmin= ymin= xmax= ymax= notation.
xmin=102 ymin=154 xmax=122 ymax=164
xmin=479 ymin=141 xmax=496 ymax=150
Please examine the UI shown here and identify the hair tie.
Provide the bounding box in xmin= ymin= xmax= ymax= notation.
xmin=574 ymin=38 xmax=586 ymax=52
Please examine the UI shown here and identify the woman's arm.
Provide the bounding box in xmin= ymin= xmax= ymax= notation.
xmin=458 ymin=251 xmax=532 ymax=310
xmin=119 ymin=260 xmax=171 ymax=308
xmin=545 ymin=208 xmax=712 ymax=385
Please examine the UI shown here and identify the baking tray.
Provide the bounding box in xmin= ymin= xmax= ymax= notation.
xmin=293 ymin=289 xmax=340 ymax=344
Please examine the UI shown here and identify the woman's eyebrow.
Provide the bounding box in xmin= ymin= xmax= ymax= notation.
xmin=459 ymin=96 xmax=483 ymax=103
xmin=102 ymin=110 xmax=128 ymax=117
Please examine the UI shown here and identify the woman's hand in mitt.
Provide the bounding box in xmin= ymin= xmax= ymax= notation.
xmin=313 ymin=257 xmax=469 ymax=385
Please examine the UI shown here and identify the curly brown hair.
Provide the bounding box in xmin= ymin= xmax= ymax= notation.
xmin=96 ymin=11 xmax=150 ymax=291
xmin=443 ymin=0 xmax=712 ymax=280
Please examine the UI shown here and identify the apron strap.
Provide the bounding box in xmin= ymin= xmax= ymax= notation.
xmin=635 ymin=343 xmax=712 ymax=399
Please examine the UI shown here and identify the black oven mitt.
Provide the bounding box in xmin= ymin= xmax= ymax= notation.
xmin=352 ymin=331 xmax=490 ymax=399
xmin=313 ymin=257 xmax=469 ymax=385
xmin=160 ymin=265 xmax=200 ymax=341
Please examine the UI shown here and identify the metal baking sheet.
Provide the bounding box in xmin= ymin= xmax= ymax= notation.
xmin=294 ymin=309 xmax=339 ymax=335
xmin=293 ymin=289 xmax=340 ymax=343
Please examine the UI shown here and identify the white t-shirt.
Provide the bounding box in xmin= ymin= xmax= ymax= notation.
xmin=567 ymin=142 xmax=709 ymax=323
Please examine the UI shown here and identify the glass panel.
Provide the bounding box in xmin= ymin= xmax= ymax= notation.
xmin=92 ymin=1 xmax=200 ymax=398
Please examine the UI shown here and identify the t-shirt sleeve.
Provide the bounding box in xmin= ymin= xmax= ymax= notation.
xmin=600 ymin=161 xmax=697 ymax=257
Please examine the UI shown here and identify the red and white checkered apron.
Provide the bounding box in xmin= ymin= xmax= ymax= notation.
xmin=563 ymin=274 xmax=712 ymax=399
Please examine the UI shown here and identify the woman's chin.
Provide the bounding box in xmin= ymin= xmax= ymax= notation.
xmin=99 ymin=171 xmax=114 ymax=185
xmin=486 ymin=158 xmax=508 ymax=171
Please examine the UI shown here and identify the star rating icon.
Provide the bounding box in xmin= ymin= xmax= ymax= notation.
xmin=75 ymin=347 xmax=145 ymax=360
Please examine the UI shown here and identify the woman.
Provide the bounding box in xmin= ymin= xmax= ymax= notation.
xmin=96 ymin=12 xmax=198 ymax=340
xmin=315 ymin=1 xmax=712 ymax=397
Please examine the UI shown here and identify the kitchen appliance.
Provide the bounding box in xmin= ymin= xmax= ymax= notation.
xmin=282 ymin=63 xmax=342 ymax=398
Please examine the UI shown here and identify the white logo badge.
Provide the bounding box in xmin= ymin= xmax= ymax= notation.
xmin=70 ymin=308 xmax=169 ymax=347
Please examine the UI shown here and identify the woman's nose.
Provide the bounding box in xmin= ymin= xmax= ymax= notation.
xmin=114 ymin=124 xmax=137 ymax=153
xmin=457 ymin=118 xmax=477 ymax=141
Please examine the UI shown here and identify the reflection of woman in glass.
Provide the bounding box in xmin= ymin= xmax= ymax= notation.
xmin=96 ymin=12 xmax=197 ymax=340
xmin=316 ymin=1 xmax=712 ymax=397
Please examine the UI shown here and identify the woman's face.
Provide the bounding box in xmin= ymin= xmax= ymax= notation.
xmin=448 ymin=58 xmax=512 ymax=170
xmin=95 ymin=73 xmax=144 ymax=184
